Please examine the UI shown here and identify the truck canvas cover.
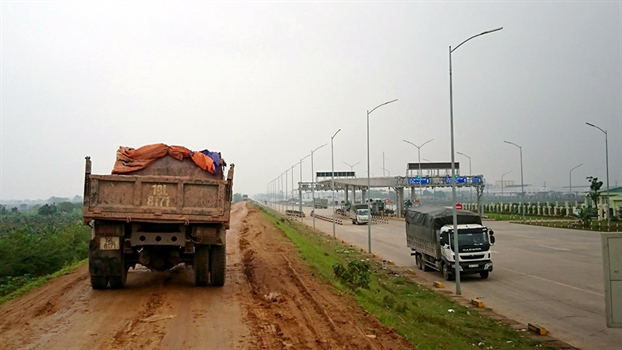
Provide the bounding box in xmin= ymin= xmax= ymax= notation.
xmin=405 ymin=206 xmax=482 ymax=256
xmin=83 ymin=144 xmax=233 ymax=225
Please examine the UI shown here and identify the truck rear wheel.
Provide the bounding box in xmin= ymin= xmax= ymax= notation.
xmin=194 ymin=245 xmax=210 ymax=287
xmin=91 ymin=276 xmax=108 ymax=290
xmin=417 ymin=254 xmax=430 ymax=271
xmin=109 ymin=266 xmax=128 ymax=289
xmin=442 ymin=263 xmax=454 ymax=281
xmin=210 ymin=245 xmax=226 ymax=287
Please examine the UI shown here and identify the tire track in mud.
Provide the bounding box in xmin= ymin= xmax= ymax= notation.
xmin=101 ymin=292 xmax=168 ymax=350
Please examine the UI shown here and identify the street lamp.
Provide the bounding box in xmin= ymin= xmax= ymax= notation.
xmin=299 ymin=154 xmax=311 ymax=222
xmin=311 ymin=143 xmax=327 ymax=229
xmin=504 ymin=141 xmax=525 ymax=223
xmin=331 ymin=129 xmax=341 ymax=238
xmin=343 ymin=161 xmax=360 ymax=205
xmin=367 ymin=99 xmax=398 ymax=253
xmin=449 ymin=27 xmax=502 ymax=296
xmin=457 ymin=151 xmax=472 ymax=203
xmin=290 ymin=163 xmax=296 ymax=213
xmin=569 ymin=163 xmax=583 ymax=196
xmin=586 ymin=122 xmax=610 ymax=228
xmin=403 ymin=139 xmax=434 ymax=200
xmin=501 ymin=170 xmax=511 ymax=197
xmin=343 ymin=161 xmax=360 ymax=173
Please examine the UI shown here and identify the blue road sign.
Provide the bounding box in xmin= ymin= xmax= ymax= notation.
xmin=408 ymin=177 xmax=431 ymax=185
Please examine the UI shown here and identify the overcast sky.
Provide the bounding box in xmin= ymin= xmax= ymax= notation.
xmin=1 ymin=1 xmax=620 ymax=200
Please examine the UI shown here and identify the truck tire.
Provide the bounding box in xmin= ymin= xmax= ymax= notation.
xmin=210 ymin=245 xmax=226 ymax=287
xmin=415 ymin=254 xmax=423 ymax=270
xmin=194 ymin=245 xmax=210 ymax=287
xmin=109 ymin=255 xmax=128 ymax=289
xmin=418 ymin=254 xmax=431 ymax=271
xmin=480 ymin=271 xmax=489 ymax=279
xmin=442 ymin=262 xmax=454 ymax=281
xmin=109 ymin=266 xmax=127 ymax=289
xmin=91 ymin=276 xmax=108 ymax=290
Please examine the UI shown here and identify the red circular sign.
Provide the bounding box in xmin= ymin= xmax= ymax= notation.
xmin=456 ymin=203 xmax=463 ymax=210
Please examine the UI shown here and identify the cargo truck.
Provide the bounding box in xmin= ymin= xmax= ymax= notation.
xmin=83 ymin=145 xmax=234 ymax=289
xmin=314 ymin=198 xmax=328 ymax=209
xmin=405 ymin=206 xmax=495 ymax=280
xmin=350 ymin=203 xmax=370 ymax=225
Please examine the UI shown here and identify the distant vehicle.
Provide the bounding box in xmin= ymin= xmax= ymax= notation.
xmin=242 ymin=194 xmax=249 ymax=201
xmin=314 ymin=198 xmax=328 ymax=209
xmin=350 ymin=203 xmax=370 ymax=225
xmin=406 ymin=205 xmax=495 ymax=280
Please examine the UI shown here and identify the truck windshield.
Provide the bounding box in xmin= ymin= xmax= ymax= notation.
xmin=448 ymin=228 xmax=489 ymax=250
xmin=357 ymin=209 xmax=369 ymax=215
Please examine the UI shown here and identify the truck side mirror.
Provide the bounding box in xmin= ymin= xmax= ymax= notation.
xmin=490 ymin=235 xmax=496 ymax=245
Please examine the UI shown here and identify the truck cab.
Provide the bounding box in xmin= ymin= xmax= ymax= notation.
xmin=350 ymin=206 xmax=370 ymax=225
xmin=438 ymin=224 xmax=495 ymax=279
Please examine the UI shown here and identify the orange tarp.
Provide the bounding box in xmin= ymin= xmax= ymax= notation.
xmin=112 ymin=144 xmax=214 ymax=174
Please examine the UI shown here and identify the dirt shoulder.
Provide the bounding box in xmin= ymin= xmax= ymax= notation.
xmin=0 ymin=202 xmax=415 ymax=350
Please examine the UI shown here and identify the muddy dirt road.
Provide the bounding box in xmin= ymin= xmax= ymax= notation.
xmin=0 ymin=203 xmax=415 ymax=350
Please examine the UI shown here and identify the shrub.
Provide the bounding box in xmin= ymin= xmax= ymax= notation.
xmin=333 ymin=260 xmax=371 ymax=290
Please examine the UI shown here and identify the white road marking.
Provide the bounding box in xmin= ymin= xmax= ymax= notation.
xmin=538 ymin=245 xmax=571 ymax=251
xmin=496 ymin=266 xmax=604 ymax=297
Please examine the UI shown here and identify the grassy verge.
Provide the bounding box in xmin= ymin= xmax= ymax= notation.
xmin=0 ymin=259 xmax=87 ymax=306
xmin=258 ymin=205 xmax=550 ymax=350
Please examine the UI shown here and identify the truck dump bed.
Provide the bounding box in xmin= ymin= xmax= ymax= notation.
xmin=405 ymin=206 xmax=481 ymax=258
xmin=83 ymin=155 xmax=234 ymax=225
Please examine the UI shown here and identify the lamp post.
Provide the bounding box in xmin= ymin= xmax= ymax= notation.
xmin=569 ymin=163 xmax=583 ymax=196
xmin=343 ymin=161 xmax=360 ymax=173
xmin=367 ymin=99 xmax=398 ymax=253
xmin=501 ymin=170 xmax=511 ymax=197
xmin=299 ymin=154 xmax=311 ymax=222
xmin=343 ymin=161 xmax=360 ymax=204
xmin=284 ymin=169 xmax=289 ymax=213
xmin=504 ymin=141 xmax=525 ymax=223
xmin=311 ymin=143 xmax=327 ymax=229
xmin=403 ymin=139 xmax=434 ymax=200
xmin=457 ymin=152 xmax=472 ymax=203
xmin=331 ymin=129 xmax=341 ymax=238
xmin=586 ymin=122 xmax=610 ymax=228
xmin=449 ymin=27 xmax=502 ymax=296
xmin=290 ymin=163 xmax=296 ymax=213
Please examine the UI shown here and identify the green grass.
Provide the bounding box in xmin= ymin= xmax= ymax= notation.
xmin=0 ymin=259 xmax=87 ymax=306
xmin=258 ymin=205 xmax=551 ymax=350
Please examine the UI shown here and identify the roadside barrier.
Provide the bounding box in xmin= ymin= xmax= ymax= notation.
xmin=310 ymin=212 xmax=343 ymax=225
xmin=372 ymin=216 xmax=389 ymax=224
xmin=286 ymin=210 xmax=305 ymax=218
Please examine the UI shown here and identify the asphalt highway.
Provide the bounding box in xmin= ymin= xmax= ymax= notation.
xmin=284 ymin=205 xmax=621 ymax=350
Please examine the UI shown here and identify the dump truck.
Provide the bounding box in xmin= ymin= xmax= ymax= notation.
xmin=83 ymin=144 xmax=234 ymax=289
xmin=405 ymin=205 xmax=495 ymax=280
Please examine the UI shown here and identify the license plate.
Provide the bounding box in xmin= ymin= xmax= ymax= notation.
xmin=469 ymin=264 xmax=478 ymax=268
xmin=100 ymin=237 xmax=120 ymax=250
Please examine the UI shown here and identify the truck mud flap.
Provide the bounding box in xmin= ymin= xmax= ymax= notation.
xmin=89 ymin=239 xmax=124 ymax=277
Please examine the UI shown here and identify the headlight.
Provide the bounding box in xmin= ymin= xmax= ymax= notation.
xmin=484 ymin=263 xmax=493 ymax=270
